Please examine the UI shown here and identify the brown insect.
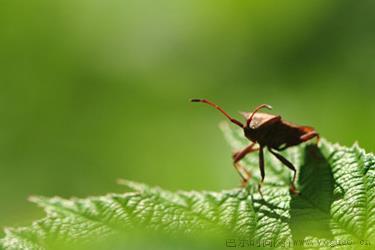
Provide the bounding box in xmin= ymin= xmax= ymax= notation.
xmin=191 ymin=99 xmax=319 ymax=194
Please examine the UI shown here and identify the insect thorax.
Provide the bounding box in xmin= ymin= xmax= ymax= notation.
xmin=244 ymin=127 xmax=257 ymax=142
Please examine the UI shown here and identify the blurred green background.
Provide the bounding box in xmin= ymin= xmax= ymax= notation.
xmin=0 ymin=0 xmax=374 ymax=229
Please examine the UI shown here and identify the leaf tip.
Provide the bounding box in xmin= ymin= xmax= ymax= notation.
xmin=116 ymin=178 xmax=128 ymax=185
xmin=28 ymin=196 xmax=54 ymax=209
xmin=117 ymin=179 xmax=149 ymax=192
xmin=28 ymin=195 xmax=42 ymax=204
xmin=352 ymin=140 xmax=361 ymax=149
xmin=218 ymin=121 xmax=229 ymax=130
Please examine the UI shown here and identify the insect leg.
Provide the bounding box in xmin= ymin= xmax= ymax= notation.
xmin=258 ymin=146 xmax=265 ymax=196
xmin=268 ymin=148 xmax=299 ymax=195
xmin=300 ymin=131 xmax=320 ymax=144
xmin=232 ymin=142 xmax=258 ymax=186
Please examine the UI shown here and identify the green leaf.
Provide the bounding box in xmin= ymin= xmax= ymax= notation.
xmin=1 ymin=123 xmax=374 ymax=249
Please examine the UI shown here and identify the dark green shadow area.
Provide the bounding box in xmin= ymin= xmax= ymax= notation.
xmin=290 ymin=145 xmax=335 ymax=242
xmin=251 ymin=192 xmax=289 ymax=226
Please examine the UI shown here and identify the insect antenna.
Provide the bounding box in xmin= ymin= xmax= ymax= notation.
xmin=246 ymin=104 xmax=273 ymax=127
xmin=191 ymin=99 xmax=244 ymax=128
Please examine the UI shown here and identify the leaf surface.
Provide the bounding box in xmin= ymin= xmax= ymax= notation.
xmin=1 ymin=123 xmax=374 ymax=249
